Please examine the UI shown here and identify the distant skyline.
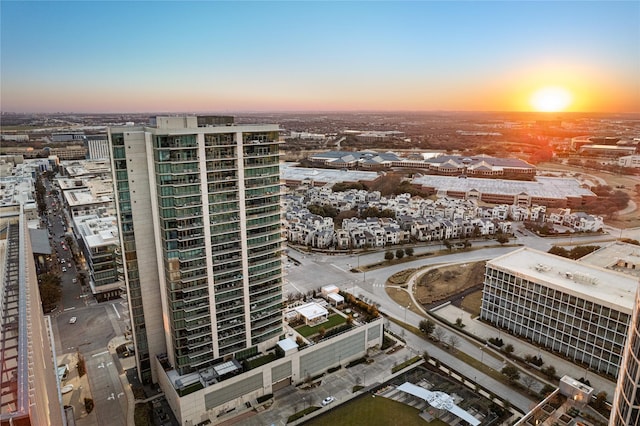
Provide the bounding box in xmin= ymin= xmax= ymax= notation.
xmin=1 ymin=1 xmax=638 ymax=114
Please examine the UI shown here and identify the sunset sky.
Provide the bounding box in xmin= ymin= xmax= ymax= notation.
xmin=1 ymin=1 xmax=638 ymax=113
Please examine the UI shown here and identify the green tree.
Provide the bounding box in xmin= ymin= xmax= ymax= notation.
xmin=38 ymin=273 xmax=62 ymax=312
xmin=419 ymin=319 xmax=435 ymax=337
xmin=503 ymin=343 xmax=514 ymax=354
xmin=384 ymin=251 xmax=394 ymax=261
xmin=501 ymin=365 xmax=520 ymax=383
xmin=395 ymin=249 xmax=405 ymax=259
xmin=539 ymin=384 xmax=556 ymax=398
xmin=496 ymin=234 xmax=510 ymax=245
xmin=405 ymin=247 xmax=414 ymax=257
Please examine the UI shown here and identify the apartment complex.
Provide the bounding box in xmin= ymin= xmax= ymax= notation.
xmin=108 ymin=116 xmax=284 ymax=384
xmin=609 ymin=282 xmax=640 ymax=426
xmin=0 ymin=208 xmax=64 ymax=425
xmin=480 ymin=247 xmax=636 ymax=377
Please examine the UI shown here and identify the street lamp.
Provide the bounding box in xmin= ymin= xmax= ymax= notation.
xmin=479 ymin=345 xmax=484 ymax=364
xmin=358 ymin=253 xmax=365 ymax=282
xmin=404 ymin=304 xmax=411 ymax=323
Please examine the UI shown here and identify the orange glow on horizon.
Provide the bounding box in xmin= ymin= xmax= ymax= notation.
xmin=530 ymin=86 xmax=573 ymax=112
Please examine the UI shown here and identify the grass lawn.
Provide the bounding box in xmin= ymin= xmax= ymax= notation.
xmin=296 ymin=314 xmax=347 ymax=338
xmin=304 ymin=394 xmax=428 ymax=426
xmin=460 ymin=290 xmax=483 ymax=317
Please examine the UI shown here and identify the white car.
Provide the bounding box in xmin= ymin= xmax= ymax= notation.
xmin=62 ymin=267 xmax=67 ymax=272
xmin=69 ymin=317 xmax=77 ymax=324
xmin=322 ymin=396 xmax=335 ymax=406
xmin=72 ymin=278 xmax=77 ymax=283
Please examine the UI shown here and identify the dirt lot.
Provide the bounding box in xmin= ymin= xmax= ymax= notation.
xmin=414 ymin=261 xmax=486 ymax=306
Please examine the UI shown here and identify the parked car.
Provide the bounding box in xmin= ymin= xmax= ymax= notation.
xmin=69 ymin=317 xmax=77 ymax=324
xmin=322 ymin=396 xmax=335 ymax=406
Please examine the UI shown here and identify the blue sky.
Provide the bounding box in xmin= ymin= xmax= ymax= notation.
xmin=1 ymin=1 xmax=638 ymax=113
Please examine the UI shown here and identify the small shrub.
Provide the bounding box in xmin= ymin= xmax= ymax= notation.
xmin=257 ymin=393 xmax=273 ymax=404
xmin=84 ymin=397 xmax=94 ymax=414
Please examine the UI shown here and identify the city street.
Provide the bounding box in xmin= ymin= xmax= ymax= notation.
xmin=42 ymin=176 xmax=131 ymax=426
xmin=282 ymin=230 xmax=628 ymax=412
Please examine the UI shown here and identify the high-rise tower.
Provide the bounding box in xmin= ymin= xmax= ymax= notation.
xmin=108 ymin=116 xmax=283 ymax=383
xmin=610 ymin=282 xmax=640 ymax=426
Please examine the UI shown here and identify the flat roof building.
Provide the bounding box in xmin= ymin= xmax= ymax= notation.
xmin=0 ymin=209 xmax=64 ymax=425
xmin=480 ymin=247 xmax=636 ymax=377
xmin=579 ymin=241 xmax=640 ymax=278
xmin=412 ymin=175 xmax=596 ymax=208
xmin=74 ymin=214 xmax=122 ymax=302
xmin=281 ymin=162 xmax=381 ymax=187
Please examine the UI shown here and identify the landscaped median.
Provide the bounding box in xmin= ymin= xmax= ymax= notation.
xmin=391 ymin=355 xmax=423 ymax=374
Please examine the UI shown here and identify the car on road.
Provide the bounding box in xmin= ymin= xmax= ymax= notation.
xmin=72 ymin=278 xmax=77 ymax=283
xmin=69 ymin=317 xmax=77 ymax=324
xmin=62 ymin=267 xmax=67 ymax=272
xmin=322 ymin=396 xmax=335 ymax=406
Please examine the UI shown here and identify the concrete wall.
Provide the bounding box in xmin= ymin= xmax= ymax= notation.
xmin=158 ymin=317 xmax=384 ymax=425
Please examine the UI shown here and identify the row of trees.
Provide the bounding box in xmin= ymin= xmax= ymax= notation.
xmin=384 ymin=247 xmax=414 ymax=261
xmin=418 ymin=319 xmax=461 ymax=351
xmin=39 ymin=273 xmax=62 ymax=313
xmin=548 ymin=245 xmax=600 ymax=260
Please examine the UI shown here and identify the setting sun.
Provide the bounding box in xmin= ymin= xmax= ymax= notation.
xmin=530 ymin=86 xmax=573 ymax=112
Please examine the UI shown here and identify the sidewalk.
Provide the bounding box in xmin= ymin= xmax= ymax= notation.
xmin=58 ymin=351 xmax=96 ymax=425
xmin=434 ymin=303 xmax=616 ymax=398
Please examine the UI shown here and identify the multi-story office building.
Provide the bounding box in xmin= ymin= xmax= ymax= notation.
xmin=85 ymin=135 xmax=110 ymax=160
xmin=610 ymin=282 xmax=640 ymax=426
xmin=0 ymin=208 xmax=64 ymax=425
xmin=480 ymin=247 xmax=636 ymax=377
xmin=74 ymin=214 xmax=122 ymax=302
xmin=108 ymin=116 xmax=283 ymax=384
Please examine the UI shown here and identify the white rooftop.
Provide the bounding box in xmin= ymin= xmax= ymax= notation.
xmin=412 ymin=175 xmax=595 ymax=199
xmin=397 ymin=382 xmax=480 ymax=426
xmin=277 ymin=338 xmax=298 ymax=352
xmin=63 ymin=188 xmax=112 ymax=207
xmin=328 ymin=293 xmax=344 ymax=304
xmin=579 ymin=241 xmax=640 ymax=276
xmin=74 ymin=215 xmax=119 ymax=248
xmin=294 ymin=302 xmax=329 ymax=320
xmin=488 ymin=247 xmax=636 ymax=312
xmin=281 ymin=162 xmax=380 ymax=184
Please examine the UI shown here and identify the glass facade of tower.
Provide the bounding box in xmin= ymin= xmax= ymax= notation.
xmin=241 ymin=132 xmax=283 ymax=348
xmin=152 ymin=129 xmax=283 ymax=375
xmin=111 ymin=132 xmax=153 ymax=383
xmin=610 ymin=287 xmax=640 ymax=426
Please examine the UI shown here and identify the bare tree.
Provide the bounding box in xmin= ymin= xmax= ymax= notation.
xmin=433 ymin=327 xmax=446 ymax=342
xmin=448 ymin=335 xmax=460 ymax=352
xmin=522 ymin=374 xmax=536 ymax=391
